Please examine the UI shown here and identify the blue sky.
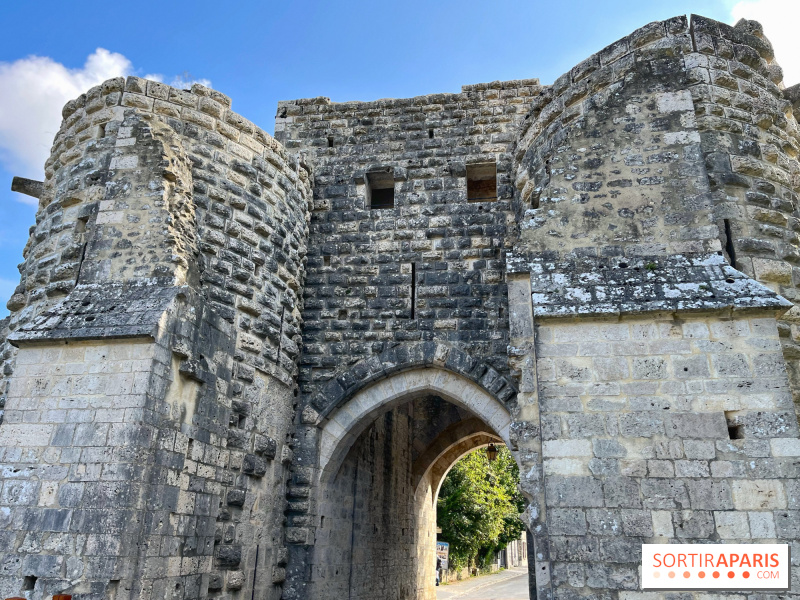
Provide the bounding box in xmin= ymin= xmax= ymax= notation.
xmin=0 ymin=0 xmax=796 ymax=317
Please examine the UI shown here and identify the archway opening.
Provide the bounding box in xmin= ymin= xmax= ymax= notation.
xmin=308 ymin=368 xmax=529 ymax=600
xmin=434 ymin=444 xmax=529 ymax=596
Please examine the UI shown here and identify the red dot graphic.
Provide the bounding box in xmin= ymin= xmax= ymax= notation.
xmin=728 ymin=571 xmax=735 ymax=579
xmin=713 ymin=571 xmax=720 ymax=579
xmin=743 ymin=572 xmax=750 ymax=579
xmin=668 ymin=571 xmax=676 ymax=579
xmin=683 ymin=571 xmax=691 ymax=579
xmin=699 ymin=571 xmax=706 ymax=579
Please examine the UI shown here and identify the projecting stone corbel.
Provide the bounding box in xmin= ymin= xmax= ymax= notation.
xmin=10 ymin=176 xmax=43 ymax=199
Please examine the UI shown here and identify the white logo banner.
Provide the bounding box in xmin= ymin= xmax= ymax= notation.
xmin=641 ymin=544 xmax=790 ymax=590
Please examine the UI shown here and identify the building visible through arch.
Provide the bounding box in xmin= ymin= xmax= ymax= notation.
xmin=0 ymin=13 xmax=799 ymax=600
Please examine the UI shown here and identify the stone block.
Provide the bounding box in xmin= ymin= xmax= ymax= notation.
xmin=687 ymin=479 xmax=733 ymax=510
xmin=543 ymin=439 xmax=593 ymax=457
xmin=665 ymin=413 xmax=728 ymax=439
xmin=673 ymin=510 xmax=715 ymax=538
xmin=593 ymin=439 xmax=627 ymax=458
xmin=714 ymin=510 xmax=750 ymax=538
xmin=748 ymin=511 xmax=776 ymax=538
xmin=587 ymin=508 xmax=621 ymax=535
xmin=604 ymin=477 xmax=642 ymax=508
xmin=732 ymin=480 xmax=787 ymax=509
xmin=546 ymin=476 xmax=604 ymax=507
xmin=549 ymin=508 xmax=587 ymax=535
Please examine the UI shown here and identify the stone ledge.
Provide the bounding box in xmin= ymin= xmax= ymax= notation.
xmin=8 ymin=283 xmax=186 ymax=345
xmin=507 ymin=253 xmax=791 ymax=319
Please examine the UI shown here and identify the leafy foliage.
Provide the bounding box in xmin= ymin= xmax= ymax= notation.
xmin=436 ymin=445 xmax=526 ymax=570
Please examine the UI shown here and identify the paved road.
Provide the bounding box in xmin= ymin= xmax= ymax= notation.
xmin=436 ymin=567 xmax=530 ymax=600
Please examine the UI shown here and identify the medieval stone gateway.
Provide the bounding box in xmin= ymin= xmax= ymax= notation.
xmin=0 ymin=13 xmax=799 ymax=600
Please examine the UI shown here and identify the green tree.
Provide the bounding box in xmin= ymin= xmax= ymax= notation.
xmin=436 ymin=445 xmax=526 ymax=570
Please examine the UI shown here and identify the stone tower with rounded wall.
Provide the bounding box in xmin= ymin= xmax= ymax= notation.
xmin=1 ymin=12 xmax=800 ymax=600
xmin=0 ymin=77 xmax=311 ymax=599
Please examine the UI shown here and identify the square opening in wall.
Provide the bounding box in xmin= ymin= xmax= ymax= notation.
xmin=367 ymin=170 xmax=395 ymax=210
xmin=467 ymin=162 xmax=497 ymax=202
xmin=725 ymin=411 xmax=744 ymax=439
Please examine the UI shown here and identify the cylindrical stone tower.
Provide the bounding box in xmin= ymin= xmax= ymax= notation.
xmin=0 ymin=77 xmax=310 ymax=600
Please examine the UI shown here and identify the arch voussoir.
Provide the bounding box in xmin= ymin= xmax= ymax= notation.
xmin=306 ymin=342 xmax=517 ymax=422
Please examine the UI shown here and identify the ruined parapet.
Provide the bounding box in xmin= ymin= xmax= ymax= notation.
xmin=276 ymin=78 xmax=542 ymax=396
xmin=0 ymin=77 xmax=311 ymax=600
xmin=513 ymin=15 xmax=717 ymax=258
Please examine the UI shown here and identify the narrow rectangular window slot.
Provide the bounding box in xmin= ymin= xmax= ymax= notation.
xmin=410 ymin=262 xmax=416 ymax=319
xmin=323 ymin=255 xmax=331 ymax=267
xmin=75 ymin=216 xmax=90 ymax=284
xmin=367 ymin=170 xmax=395 ymax=209
xmin=327 ymin=136 xmax=334 ymax=148
xmin=467 ymin=162 xmax=497 ymax=202
xmin=723 ymin=218 xmax=737 ymax=268
xmin=428 ymin=129 xmax=434 ymax=139
xmin=338 ymin=309 xmax=348 ymax=320
xmin=276 ymin=307 xmax=285 ymax=366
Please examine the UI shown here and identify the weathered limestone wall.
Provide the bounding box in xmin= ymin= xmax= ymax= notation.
xmin=537 ymin=313 xmax=799 ymax=594
xmin=514 ymin=15 xmax=717 ymax=258
xmin=686 ymin=17 xmax=800 ymax=415
xmin=0 ymin=77 xmax=311 ymax=600
xmin=277 ymin=76 xmax=532 ymax=600
xmin=512 ymin=14 xmax=800 ymax=419
xmin=506 ymin=14 xmax=800 ymax=600
xmin=0 ymin=340 xmax=156 ymax=596
xmin=1 ymin=11 xmax=799 ymax=600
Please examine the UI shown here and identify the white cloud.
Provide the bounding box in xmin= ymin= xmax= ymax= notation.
xmin=731 ymin=0 xmax=800 ymax=85
xmin=162 ymin=71 xmax=211 ymax=90
xmin=0 ymin=50 xmax=210 ymax=205
xmin=0 ymin=49 xmax=131 ymax=195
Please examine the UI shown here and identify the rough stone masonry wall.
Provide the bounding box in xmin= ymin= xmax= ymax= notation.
xmin=686 ymin=17 xmax=800 ymax=418
xmin=1 ymin=74 xmax=312 ymax=423
xmin=513 ymin=14 xmax=718 ymax=259
xmin=275 ymin=77 xmax=543 ymax=399
xmin=0 ymin=76 xmax=311 ymax=600
xmin=506 ymin=13 xmax=800 ymax=600
xmin=536 ymin=313 xmax=800 ymax=598
xmin=512 ymin=14 xmax=800 ymax=419
xmin=276 ymin=81 xmax=536 ymax=598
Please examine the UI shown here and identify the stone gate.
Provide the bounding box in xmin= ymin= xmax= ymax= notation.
xmin=0 ymin=13 xmax=799 ymax=600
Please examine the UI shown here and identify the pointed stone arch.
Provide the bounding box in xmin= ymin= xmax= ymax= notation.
xmin=317 ymin=367 xmax=514 ymax=484
xmin=305 ymin=341 xmax=518 ymax=423
xmin=411 ymin=417 xmax=502 ymax=499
